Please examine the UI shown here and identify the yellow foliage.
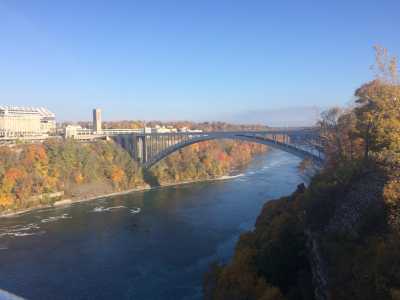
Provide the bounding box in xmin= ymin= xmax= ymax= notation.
xmin=111 ymin=167 xmax=125 ymax=184
xmin=384 ymin=180 xmax=400 ymax=205
xmin=0 ymin=194 xmax=13 ymax=208
xmin=191 ymin=143 xmax=200 ymax=152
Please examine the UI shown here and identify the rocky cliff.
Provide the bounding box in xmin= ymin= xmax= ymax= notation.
xmin=203 ymin=165 xmax=400 ymax=300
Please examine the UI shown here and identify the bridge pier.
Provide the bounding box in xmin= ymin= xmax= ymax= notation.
xmin=136 ymin=135 xmax=147 ymax=164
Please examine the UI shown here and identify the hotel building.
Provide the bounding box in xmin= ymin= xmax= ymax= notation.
xmin=0 ymin=106 xmax=56 ymax=138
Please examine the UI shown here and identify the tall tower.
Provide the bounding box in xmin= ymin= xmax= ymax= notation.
xmin=93 ymin=108 xmax=102 ymax=133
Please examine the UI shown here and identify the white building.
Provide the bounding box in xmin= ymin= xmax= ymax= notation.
xmin=65 ymin=124 xmax=143 ymax=139
xmin=0 ymin=106 xmax=56 ymax=138
xmin=64 ymin=125 xmax=92 ymax=139
xmin=178 ymin=126 xmax=203 ymax=133
xmin=152 ymin=125 xmax=173 ymax=133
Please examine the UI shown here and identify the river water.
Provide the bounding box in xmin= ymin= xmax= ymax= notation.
xmin=0 ymin=149 xmax=304 ymax=300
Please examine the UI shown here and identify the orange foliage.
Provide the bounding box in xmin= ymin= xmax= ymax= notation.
xmin=217 ymin=152 xmax=229 ymax=162
xmin=4 ymin=168 xmax=25 ymax=182
xmin=151 ymin=140 xmax=267 ymax=185
xmin=111 ymin=167 xmax=125 ymax=184
xmin=24 ymin=145 xmax=48 ymax=164
xmin=74 ymin=172 xmax=84 ymax=184
xmin=198 ymin=141 xmax=212 ymax=151
xmin=0 ymin=140 xmax=144 ymax=212
xmin=191 ymin=143 xmax=200 ymax=152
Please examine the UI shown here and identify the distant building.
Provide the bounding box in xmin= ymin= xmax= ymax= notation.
xmin=93 ymin=108 xmax=102 ymax=133
xmin=65 ymin=108 xmax=204 ymax=140
xmin=178 ymin=126 xmax=191 ymax=132
xmin=0 ymin=106 xmax=56 ymax=138
xmin=65 ymin=108 xmax=144 ymax=139
xmin=64 ymin=125 xmax=91 ymax=139
xmin=178 ymin=126 xmax=202 ymax=133
xmin=152 ymin=125 xmax=173 ymax=133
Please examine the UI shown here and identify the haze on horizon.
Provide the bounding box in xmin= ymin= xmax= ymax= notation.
xmin=1 ymin=0 xmax=399 ymax=126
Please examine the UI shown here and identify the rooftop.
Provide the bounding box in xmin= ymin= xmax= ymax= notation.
xmin=0 ymin=106 xmax=55 ymax=118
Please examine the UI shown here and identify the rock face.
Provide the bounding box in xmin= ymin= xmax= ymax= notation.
xmin=203 ymin=168 xmax=398 ymax=300
xmin=388 ymin=202 xmax=400 ymax=233
xmin=304 ymin=169 xmax=396 ymax=300
xmin=325 ymin=171 xmax=386 ymax=236
xmin=305 ymin=230 xmax=329 ymax=300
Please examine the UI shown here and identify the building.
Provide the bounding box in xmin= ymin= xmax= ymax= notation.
xmin=64 ymin=125 xmax=92 ymax=139
xmin=64 ymin=108 xmax=148 ymax=140
xmin=0 ymin=106 xmax=56 ymax=138
xmin=93 ymin=108 xmax=102 ymax=133
xmin=178 ymin=126 xmax=203 ymax=133
xmin=64 ymin=108 xmax=203 ymax=140
xmin=152 ymin=125 xmax=174 ymax=133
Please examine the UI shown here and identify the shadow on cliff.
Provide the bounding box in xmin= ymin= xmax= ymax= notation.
xmin=142 ymin=169 xmax=161 ymax=187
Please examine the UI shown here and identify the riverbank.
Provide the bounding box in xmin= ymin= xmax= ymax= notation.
xmin=0 ymin=137 xmax=267 ymax=217
xmin=0 ymin=173 xmax=245 ymax=219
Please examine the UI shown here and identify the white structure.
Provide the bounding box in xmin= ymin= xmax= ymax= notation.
xmin=152 ymin=125 xmax=175 ymax=133
xmin=102 ymin=128 xmax=142 ymax=135
xmin=178 ymin=126 xmax=203 ymax=133
xmin=63 ymin=108 xmax=202 ymax=140
xmin=0 ymin=106 xmax=56 ymax=138
xmin=64 ymin=125 xmax=91 ymax=139
xmin=65 ymin=125 xmax=143 ymax=139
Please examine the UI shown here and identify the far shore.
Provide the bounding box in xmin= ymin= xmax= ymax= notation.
xmin=0 ymin=173 xmax=244 ymax=219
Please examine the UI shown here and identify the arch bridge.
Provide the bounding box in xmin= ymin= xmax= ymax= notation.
xmin=112 ymin=129 xmax=324 ymax=169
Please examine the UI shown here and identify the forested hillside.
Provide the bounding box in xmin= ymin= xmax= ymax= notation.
xmin=0 ymin=140 xmax=144 ymax=212
xmin=149 ymin=140 xmax=266 ymax=185
xmin=0 ymin=139 xmax=266 ymax=213
xmin=203 ymin=46 xmax=400 ymax=300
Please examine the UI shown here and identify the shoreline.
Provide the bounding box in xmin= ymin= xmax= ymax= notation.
xmin=0 ymin=173 xmax=244 ymax=219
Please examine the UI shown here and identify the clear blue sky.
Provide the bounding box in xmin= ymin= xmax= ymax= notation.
xmin=0 ymin=0 xmax=399 ymax=122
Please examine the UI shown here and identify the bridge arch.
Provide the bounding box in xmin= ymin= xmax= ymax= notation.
xmin=143 ymin=133 xmax=323 ymax=169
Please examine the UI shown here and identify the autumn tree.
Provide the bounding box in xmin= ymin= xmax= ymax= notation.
xmin=319 ymin=107 xmax=362 ymax=166
xmin=320 ymin=46 xmax=399 ymax=167
xmin=354 ymin=46 xmax=400 ymax=161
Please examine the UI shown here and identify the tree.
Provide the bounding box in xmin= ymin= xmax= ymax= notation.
xmin=371 ymin=45 xmax=398 ymax=85
xmin=354 ymin=46 xmax=400 ymax=161
xmin=319 ymin=107 xmax=361 ymax=165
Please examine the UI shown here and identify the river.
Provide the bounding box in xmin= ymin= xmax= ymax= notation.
xmin=0 ymin=149 xmax=304 ymax=300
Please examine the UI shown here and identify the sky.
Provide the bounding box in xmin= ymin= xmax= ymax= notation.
xmin=0 ymin=0 xmax=399 ymax=124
